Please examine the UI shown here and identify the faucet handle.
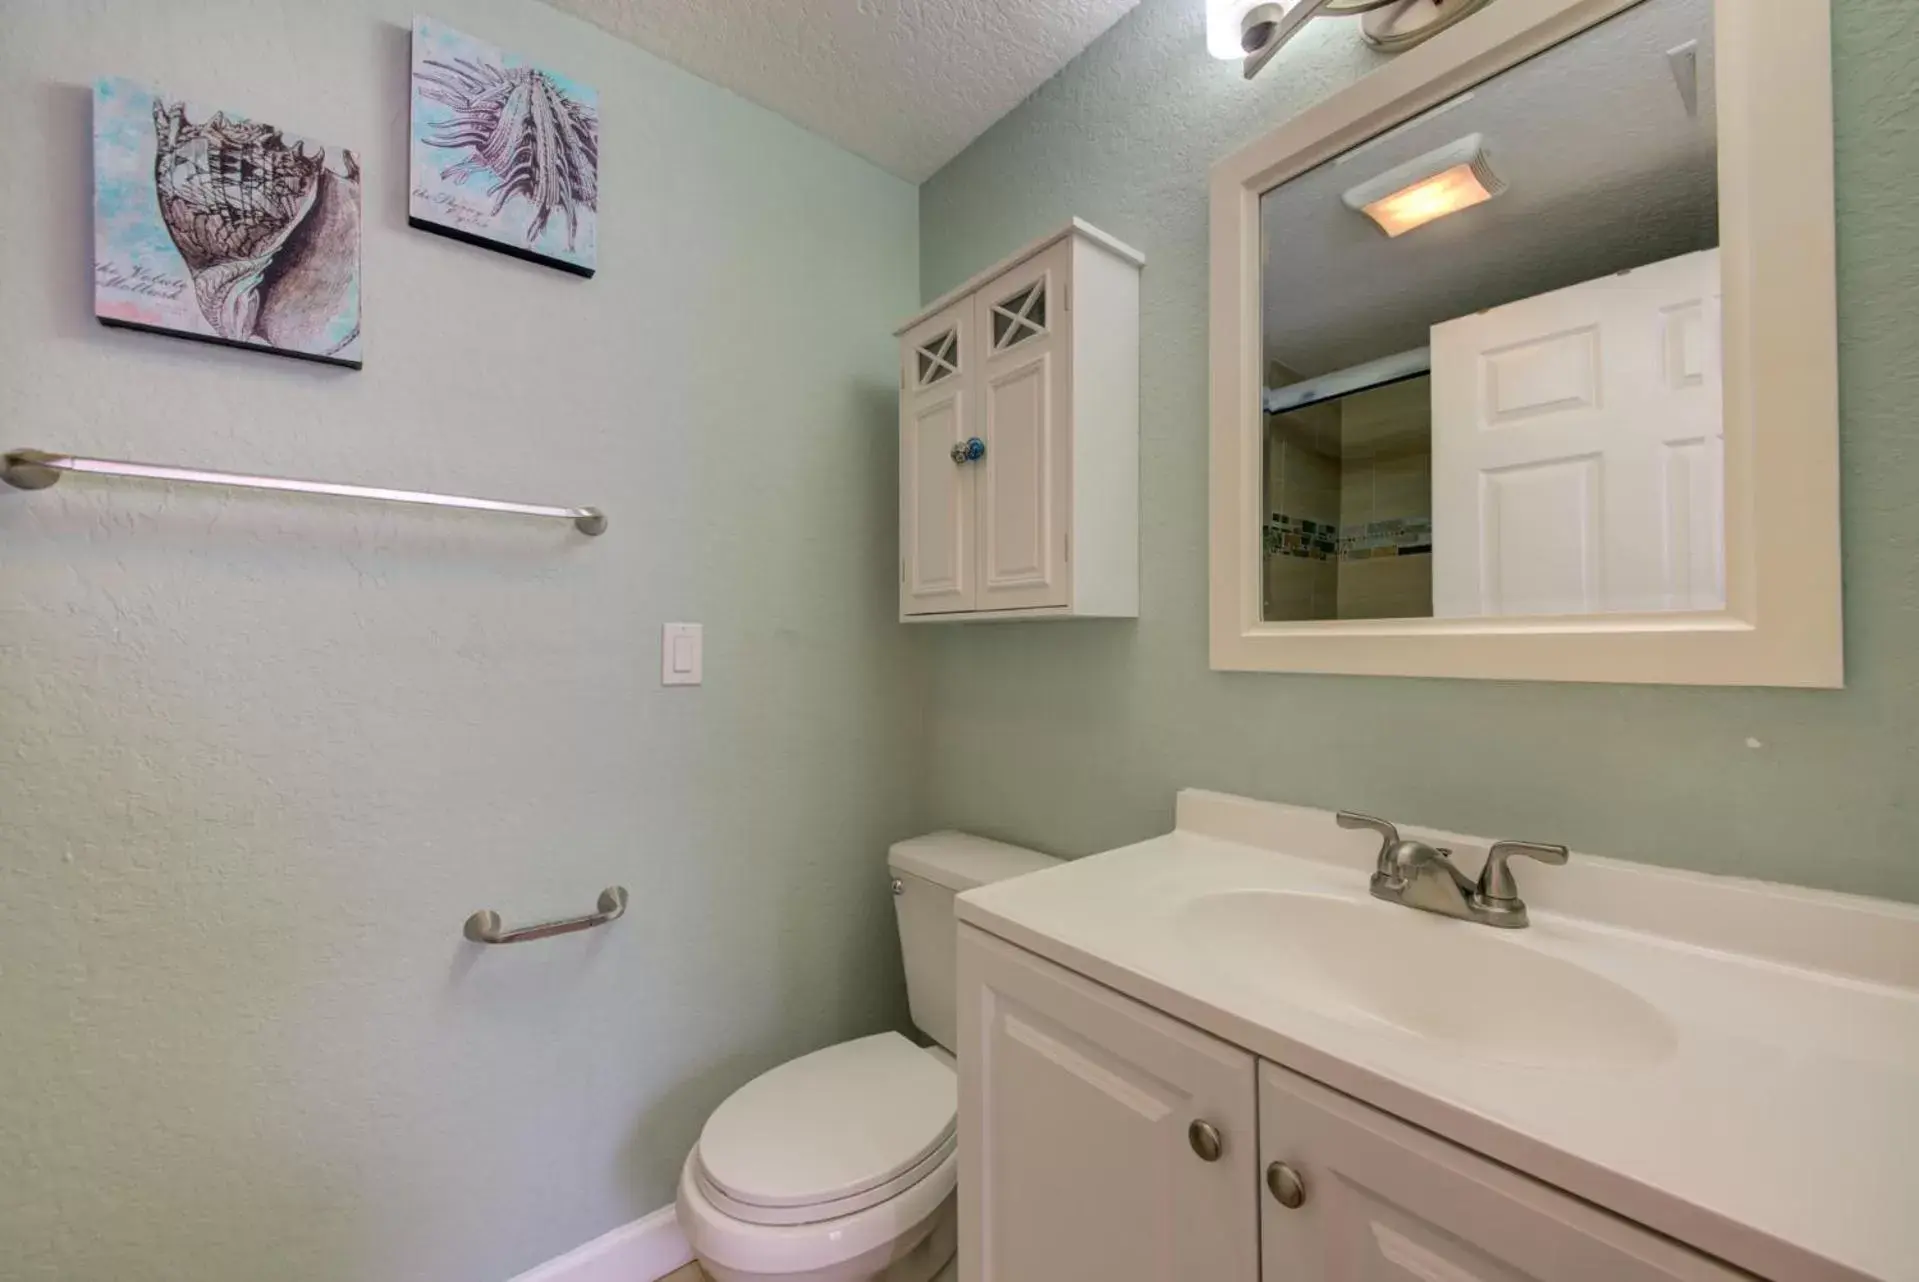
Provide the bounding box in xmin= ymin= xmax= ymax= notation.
xmin=1477 ymin=840 xmax=1570 ymax=904
xmin=1339 ymin=812 xmax=1403 ymax=881
xmin=1336 ymin=811 xmax=1399 ymax=846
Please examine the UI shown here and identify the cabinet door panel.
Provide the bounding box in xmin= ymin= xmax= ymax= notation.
xmin=959 ymin=927 xmax=1257 ymax=1282
xmin=901 ymin=302 xmax=975 ymax=614
xmin=981 ymin=355 xmax=1052 ymax=588
xmin=974 ymin=243 xmax=1072 ymax=611
xmin=1259 ymin=1062 xmax=1750 ymax=1282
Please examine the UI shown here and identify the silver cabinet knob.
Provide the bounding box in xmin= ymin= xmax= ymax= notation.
xmin=1188 ymin=1119 xmax=1223 ymax=1162
xmin=1266 ymin=1161 xmax=1306 ymax=1209
xmin=890 ymin=878 xmax=904 ymax=896
xmin=949 ymin=437 xmax=986 ymax=464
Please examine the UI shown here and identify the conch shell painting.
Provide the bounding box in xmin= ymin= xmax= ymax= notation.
xmin=92 ymin=78 xmax=363 ymax=368
xmin=409 ymin=19 xmax=599 ymax=277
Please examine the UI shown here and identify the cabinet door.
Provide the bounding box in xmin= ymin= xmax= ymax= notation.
xmin=973 ymin=243 xmax=1072 ymax=611
xmin=958 ymin=926 xmax=1258 ymax=1282
xmin=900 ymin=301 xmax=977 ymax=615
xmin=1259 ymin=1062 xmax=1749 ymax=1282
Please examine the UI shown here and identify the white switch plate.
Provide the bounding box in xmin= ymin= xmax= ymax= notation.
xmin=661 ymin=623 xmax=702 ymax=686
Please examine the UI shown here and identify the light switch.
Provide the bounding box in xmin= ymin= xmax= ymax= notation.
xmin=661 ymin=623 xmax=702 ymax=686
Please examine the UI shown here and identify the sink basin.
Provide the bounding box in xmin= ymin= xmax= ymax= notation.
xmin=1178 ymin=890 xmax=1677 ymax=1070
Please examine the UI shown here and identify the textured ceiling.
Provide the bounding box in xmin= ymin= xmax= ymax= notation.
xmin=539 ymin=0 xmax=1145 ymax=181
xmin=1263 ymin=0 xmax=1717 ymax=377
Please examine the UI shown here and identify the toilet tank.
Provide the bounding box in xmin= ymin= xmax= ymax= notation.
xmin=888 ymin=832 xmax=1061 ymax=1053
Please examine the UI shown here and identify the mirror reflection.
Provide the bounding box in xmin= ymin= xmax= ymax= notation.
xmin=1259 ymin=0 xmax=1720 ymax=622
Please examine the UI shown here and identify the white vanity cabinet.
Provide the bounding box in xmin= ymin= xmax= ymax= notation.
xmin=896 ymin=221 xmax=1142 ymax=621
xmin=959 ymin=924 xmax=1751 ymax=1282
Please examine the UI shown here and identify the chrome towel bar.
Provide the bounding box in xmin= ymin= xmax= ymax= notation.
xmin=464 ymin=886 xmax=628 ymax=945
xmin=3 ymin=448 xmax=606 ymax=536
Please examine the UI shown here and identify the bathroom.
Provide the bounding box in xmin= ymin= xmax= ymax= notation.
xmin=0 ymin=0 xmax=1912 ymax=1280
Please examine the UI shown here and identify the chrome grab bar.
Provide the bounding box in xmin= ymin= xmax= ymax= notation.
xmin=464 ymin=887 xmax=628 ymax=944
xmin=3 ymin=448 xmax=606 ymax=536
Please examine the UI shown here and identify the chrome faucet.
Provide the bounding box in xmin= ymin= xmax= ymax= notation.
xmin=1336 ymin=812 xmax=1568 ymax=929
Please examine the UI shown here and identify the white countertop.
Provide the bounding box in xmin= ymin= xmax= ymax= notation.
xmin=956 ymin=791 xmax=1919 ymax=1282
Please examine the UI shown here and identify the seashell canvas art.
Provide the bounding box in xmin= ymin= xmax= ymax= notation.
xmin=409 ymin=18 xmax=599 ymax=277
xmin=92 ymin=77 xmax=363 ymax=368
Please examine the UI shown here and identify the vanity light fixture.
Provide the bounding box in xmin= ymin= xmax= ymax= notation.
xmin=1235 ymin=0 xmax=1332 ymax=75
xmin=1210 ymin=0 xmax=1342 ymax=60
xmin=1236 ymin=0 xmax=1500 ymax=78
xmin=1340 ymin=133 xmax=1506 ymax=237
xmin=1208 ymin=0 xmax=1263 ymax=59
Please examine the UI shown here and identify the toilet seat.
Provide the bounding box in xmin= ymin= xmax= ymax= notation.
xmin=695 ymin=1128 xmax=956 ymax=1226
xmin=677 ymin=1032 xmax=959 ymax=1280
xmin=694 ymin=1032 xmax=956 ymax=1225
xmin=677 ymin=1145 xmax=957 ymax=1280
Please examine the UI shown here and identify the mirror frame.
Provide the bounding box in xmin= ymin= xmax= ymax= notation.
xmin=1208 ymin=0 xmax=1841 ymax=687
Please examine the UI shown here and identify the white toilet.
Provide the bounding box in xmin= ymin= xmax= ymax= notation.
xmin=676 ymin=832 xmax=1060 ymax=1282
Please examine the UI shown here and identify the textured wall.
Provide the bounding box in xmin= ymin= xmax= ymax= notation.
xmin=918 ymin=0 xmax=1919 ymax=902
xmin=0 ymin=3 xmax=919 ymax=1280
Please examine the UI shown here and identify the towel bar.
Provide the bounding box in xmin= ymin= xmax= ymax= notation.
xmin=3 ymin=448 xmax=606 ymax=536
xmin=464 ymin=887 xmax=629 ymax=944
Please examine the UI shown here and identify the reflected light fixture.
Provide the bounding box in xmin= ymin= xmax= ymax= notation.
xmin=1340 ymin=134 xmax=1506 ymax=237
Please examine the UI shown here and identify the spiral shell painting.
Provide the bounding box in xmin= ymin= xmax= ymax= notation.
xmin=92 ymin=78 xmax=363 ymax=367
xmin=409 ymin=19 xmax=599 ymax=277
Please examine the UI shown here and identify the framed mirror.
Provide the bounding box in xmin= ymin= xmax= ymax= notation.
xmin=1208 ymin=0 xmax=1840 ymax=686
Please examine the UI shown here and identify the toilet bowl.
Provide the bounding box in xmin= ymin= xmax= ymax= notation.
xmin=676 ymin=833 xmax=1060 ymax=1282
xmin=676 ymin=1033 xmax=959 ymax=1282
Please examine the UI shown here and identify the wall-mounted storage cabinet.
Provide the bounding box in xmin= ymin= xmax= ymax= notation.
xmin=896 ymin=221 xmax=1142 ymax=621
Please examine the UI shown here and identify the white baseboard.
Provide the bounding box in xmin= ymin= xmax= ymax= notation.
xmin=508 ymin=1204 xmax=692 ymax=1282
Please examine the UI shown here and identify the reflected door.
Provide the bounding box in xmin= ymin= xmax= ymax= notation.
xmin=1429 ymin=248 xmax=1723 ymax=617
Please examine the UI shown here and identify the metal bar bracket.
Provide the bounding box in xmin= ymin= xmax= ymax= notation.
xmin=464 ymin=887 xmax=629 ymax=945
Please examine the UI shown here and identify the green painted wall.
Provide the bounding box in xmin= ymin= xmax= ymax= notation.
xmin=918 ymin=0 xmax=1919 ymax=902
xmin=0 ymin=2 xmax=919 ymax=1278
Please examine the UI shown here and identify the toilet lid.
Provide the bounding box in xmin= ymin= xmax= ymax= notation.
xmin=696 ymin=1032 xmax=957 ymax=1210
